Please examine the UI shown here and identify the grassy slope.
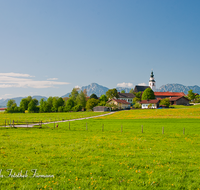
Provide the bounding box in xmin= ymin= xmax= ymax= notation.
xmin=0 ymin=105 xmax=200 ymax=189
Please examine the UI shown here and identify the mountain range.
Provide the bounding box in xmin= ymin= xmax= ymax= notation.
xmin=157 ymin=84 xmax=200 ymax=95
xmin=61 ymin=83 xmax=132 ymax=98
xmin=0 ymin=96 xmax=47 ymax=107
xmin=1 ymin=83 xmax=200 ymax=107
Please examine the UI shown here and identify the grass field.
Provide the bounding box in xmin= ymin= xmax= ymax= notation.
xmin=99 ymin=104 xmax=200 ymax=119
xmin=0 ymin=112 xmax=108 ymax=126
xmin=0 ymin=105 xmax=200 ymax=189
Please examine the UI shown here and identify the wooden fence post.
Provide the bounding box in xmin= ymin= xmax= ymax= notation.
xmin=121 ymin=125 xmax=123 ymax=133
xmin=141 ymin=125 xmax=143 ymax=133
xmin=86 ymin=123 xmax=88 ymax=131
xmin=183 ymin=128 xmax=185 ymax=135
xmin=162 ymin=127 xmax=164 ymax=134
xmin=102 ymin=124 xmax=104 ymax=132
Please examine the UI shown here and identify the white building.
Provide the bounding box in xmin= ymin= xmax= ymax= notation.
xmin=140 ymin=99 xmax=160 ymax=109
xmin=149 ymin=71 xmax=156 ymax=91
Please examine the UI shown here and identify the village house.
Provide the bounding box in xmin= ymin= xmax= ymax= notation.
xmin=140 ymin=99 xmax=160 ymax=109
xmin=118 ymin=92 xmax=135 ymax=104
xmin=0 ymin=108 xmax=7 ymax=112
xmin=107 ymin=99 xmax=131 ymax=110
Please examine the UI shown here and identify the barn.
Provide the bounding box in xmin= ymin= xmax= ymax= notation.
xmin=93 ymin=106 xmax=111 ymax=112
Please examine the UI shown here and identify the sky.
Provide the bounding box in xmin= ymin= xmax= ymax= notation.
xmin=0 ymin=0 xmax=200 ymax=99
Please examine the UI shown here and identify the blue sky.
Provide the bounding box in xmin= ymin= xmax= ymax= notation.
xmin=0 ymin=0 xmax=200 ymax=99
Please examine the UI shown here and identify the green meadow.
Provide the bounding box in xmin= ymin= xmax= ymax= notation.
xmin=0 ymin=112 xmax=107 ymax=126
xmin=0 ymin=106 xmax=200 ymax=189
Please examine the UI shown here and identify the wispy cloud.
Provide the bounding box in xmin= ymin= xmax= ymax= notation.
xmin=138 ymin=83 xmax=147 ymax=86
xmin=47 ymin=78 xmax=58 ymax=81
xmin=0 ymin=72 xmax=34 ymax=77
xmin=0 ymin=73 xmax=70 ymax=89
xmin=117 ymin=82 xmax=134 ymax=88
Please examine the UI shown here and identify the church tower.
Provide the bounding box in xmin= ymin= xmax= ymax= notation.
xmin=149 ymin=70 xmax=156 ymax=91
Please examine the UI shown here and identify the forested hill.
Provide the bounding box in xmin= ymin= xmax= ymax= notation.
xmin=157 ymin=84 xmax=200 ymax=94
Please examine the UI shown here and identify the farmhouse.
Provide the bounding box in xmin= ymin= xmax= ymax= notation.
xmin=0 ymin=108 xmax=7 ymax=112
xmin=118 ymin=92 xmax=135 ymax=104
xmin=140 ymin=99 xmax=160 ymax=109
xmin=107 ymin=99 xmax=131 ymax=109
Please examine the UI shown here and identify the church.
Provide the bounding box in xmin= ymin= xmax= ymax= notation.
xmin=117 ymin=71 xmax=189 ymax=108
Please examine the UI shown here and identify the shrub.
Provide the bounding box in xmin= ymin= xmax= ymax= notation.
xmin=134 ymin=103 xmax=141 ymax=109
xmin=72 ymin=104 xmax=82 ymax=112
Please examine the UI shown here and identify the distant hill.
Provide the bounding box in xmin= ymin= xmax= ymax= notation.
xmin=0 ymin=96 xmax=48 ymax=107
xmin=62 ymin=83 xmax=133 ymax=98
xmin=116 ymin=87 xmax=132 ymax=93
xmin=157 ymin=84 xmax=200 ymax=94
xmin=62 ymin=83 xmax=109 ymax=98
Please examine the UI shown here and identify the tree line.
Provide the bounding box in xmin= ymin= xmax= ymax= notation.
xmin=6 ymin=88 xmax=111 ymax=113
xmin=6 ymin=87 xmax=199 ymax=113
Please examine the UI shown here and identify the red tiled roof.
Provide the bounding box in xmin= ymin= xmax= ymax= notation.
xmin=108 ymin=99 xmax=131 ymax=104
xmin=140 ymin=99 xmax=160 ymax=104
xmin=0 ymin=108 xmax=7 ymax=110
xmin=154 ymin=92 xmax=185 ymax=97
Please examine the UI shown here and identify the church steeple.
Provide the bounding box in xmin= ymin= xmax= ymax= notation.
xmin=149 ymin=70 xmax=156 ymax=91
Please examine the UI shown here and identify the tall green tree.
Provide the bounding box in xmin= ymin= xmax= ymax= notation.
xmin=69 ymin=88 xmax=79 ymax=101
xmin=7 ymin=99 xmax=17 ymax=109
xmin=90 ymin=93 xmax=98 ymax=99
xmin=51 ymin=97 xmax=59 ymax=112
xmin=129 ymin=88 xmax=134 ymax=94
xmin=142 ymin=88 xmax=155 ymax=100
xmin=99 ymin=94 xmax=108 ymax=102
xmin=76 ymin=91 xmax=87 ymax=108
xmin=188 ymin=89 xmax=195 ymax=102
xmin=64 ymin=98 xmax=75 ymax=112
xmin=86 ymin=98 xmax=99 ymax=110
xmin=47 ymin=97 xmax=53 ymax=108
xmin=19 ymin=96 xmax=33 ymax=112
xmin=106 ymin=89 xmax=119 ymax=99
xmin=121 ymin=90 xmax=125 ymax=93
xmin=132 ymin=92 xmax=142 ymax=103
xmin=195 ymin=95 xmax=200 ymax=103
xmin=28 ymin=99 xmax=39 ymax=113
xmin=98 ymin=94 xmax=108 ymax=106
xmin=39 ymin=98 xmax=45 ymax=113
